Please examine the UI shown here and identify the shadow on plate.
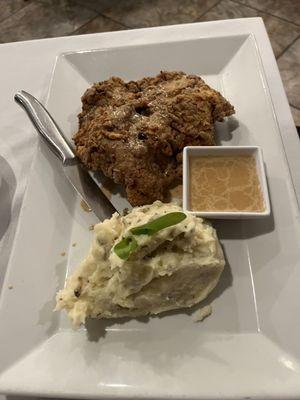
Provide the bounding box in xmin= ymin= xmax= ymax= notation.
xmin=0 ymin=155 xmax=17 ymax=292
xmin=215 ymin=116 xmax=240 ymax=144
xmin=84 ymin=245 xmax=232 ymax=343
xmin=213 ymin=212 xmax=275 ymax=241
xmin=0 ymin=156 xmax=16 ymax=243
xmin=37 ymin=258 xmax=67 ymax=336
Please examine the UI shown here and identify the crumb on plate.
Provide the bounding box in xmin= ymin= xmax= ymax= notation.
xmin=80 ymin=199 xmax=92 ymax=213
xmin=192 ymin=304 xmax=212 ymax=322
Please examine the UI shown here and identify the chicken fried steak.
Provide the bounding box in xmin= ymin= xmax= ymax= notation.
xmin=74 ymin=71 xmax=235 ymax=206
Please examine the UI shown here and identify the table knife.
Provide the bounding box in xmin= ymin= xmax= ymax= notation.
xmin=14 ymin=90 xmax=118 ymax=220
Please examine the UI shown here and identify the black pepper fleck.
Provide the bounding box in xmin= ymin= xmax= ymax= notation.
xmin=138 ymin=132 xmax=148 ymax=141
xmin=135 ymin=106 xmax=151 ymax=116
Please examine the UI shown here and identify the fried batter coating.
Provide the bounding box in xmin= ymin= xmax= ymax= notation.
xmin=74 ymin=71 xmax=234 ymax=206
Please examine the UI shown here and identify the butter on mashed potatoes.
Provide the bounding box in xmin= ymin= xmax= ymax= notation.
xmin=56 ymin=201 xmax=225 ymax=327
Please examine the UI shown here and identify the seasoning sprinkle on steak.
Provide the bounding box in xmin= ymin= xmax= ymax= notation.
xmin=74 ymin=71 xmax=235 ymax=206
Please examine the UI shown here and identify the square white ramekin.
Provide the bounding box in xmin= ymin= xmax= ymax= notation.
xmin=183 ymin=146 xmax=271 ymax=219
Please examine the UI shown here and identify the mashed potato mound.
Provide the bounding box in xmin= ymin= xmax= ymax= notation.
xmin=56 ymin=201 xmax=225 ymax=327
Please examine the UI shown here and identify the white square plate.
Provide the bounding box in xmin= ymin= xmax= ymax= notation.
xmin=1 ymin=21 xmax=300 ymax=399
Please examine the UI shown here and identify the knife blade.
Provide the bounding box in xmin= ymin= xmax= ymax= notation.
xmin=64 ymin=161 xmax=116 ymax=220
xmin=14 ymin=90 xmax=118 ymax=220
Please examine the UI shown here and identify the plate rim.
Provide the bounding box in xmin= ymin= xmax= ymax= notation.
xmin=1 ymin=18 xmax=300 ymax=399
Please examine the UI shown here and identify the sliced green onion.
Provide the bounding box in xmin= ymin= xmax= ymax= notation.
xmin=130 ymin=212 xmax=186 ymax=236
xmin=113 ymin=212 xmax=187 ymax=260
xmin=114 ymin=236 xmax=138 ymax=260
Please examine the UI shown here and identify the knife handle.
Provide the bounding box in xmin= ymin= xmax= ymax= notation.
xmin=14 ymin=90 xmax=76 ymax=165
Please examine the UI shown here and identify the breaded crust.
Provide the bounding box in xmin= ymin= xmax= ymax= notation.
xmin=74 ymin=71 xmax=235 ymax=206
